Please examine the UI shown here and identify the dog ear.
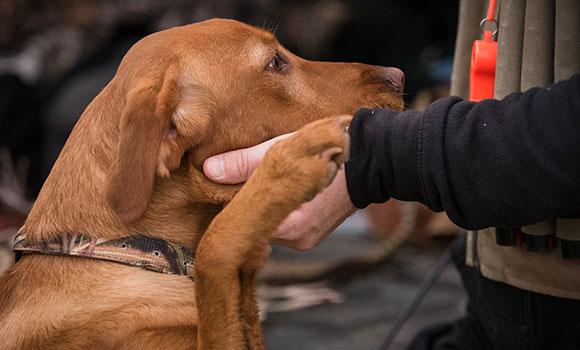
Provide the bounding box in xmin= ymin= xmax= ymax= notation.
xmin=106 ymin=75 xmax=179 ymax=223
xmin=156 ymin=85 xmax=217 ymax=177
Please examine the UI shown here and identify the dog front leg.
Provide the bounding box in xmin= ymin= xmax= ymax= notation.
xmin=195 ymin=222 xmax=270 ymax=350
xmin=241 ymin=269 xmax=265 ymax=350
xmin=195 ymin=116 xmax=352 ymax=350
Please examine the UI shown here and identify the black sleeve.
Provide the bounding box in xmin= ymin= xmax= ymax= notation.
xmin=345 ymin=74 xmax=580 ymax=230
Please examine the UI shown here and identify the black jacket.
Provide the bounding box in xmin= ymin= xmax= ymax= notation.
xmin=345 ymin=74 xmax=580 ymax=230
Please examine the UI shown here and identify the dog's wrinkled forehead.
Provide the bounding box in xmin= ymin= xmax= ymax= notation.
xmin=188 ymin=19 xmax=279 ymax=67
xmin=183 ymin=20 xmax=276 ymax=54
xmin=192 ymin=18 xmax=277 ymax=45
xmin=167 ymin=20 xmax=288 ymax=94
xmin=118 ymin=19 xmax=278 ymax=79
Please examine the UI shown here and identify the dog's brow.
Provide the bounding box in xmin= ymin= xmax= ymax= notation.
xmin=256 ymin=26 xmax=277 ymax=40
xmin=247 ymin=41 xmax=275 ymax=64
xmin=253 ymin=27 xmax=277 ymax=46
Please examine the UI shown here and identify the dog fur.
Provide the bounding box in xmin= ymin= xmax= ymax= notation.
xmin=0 ymin=19 xmax=403 ymax=349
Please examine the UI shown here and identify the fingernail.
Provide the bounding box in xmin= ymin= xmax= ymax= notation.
xmin=205 ymin=157 xmax=225 ymax=180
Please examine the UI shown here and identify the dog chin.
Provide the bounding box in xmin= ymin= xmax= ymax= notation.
xmin=206 ymin=185 xmax=242 ymax=205
xmin=187 ymin=164 xmax=242 ymax=204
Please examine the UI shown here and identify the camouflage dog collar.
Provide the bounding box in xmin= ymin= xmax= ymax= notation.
xmin=12 ymin=232 xmax=195 ymax=279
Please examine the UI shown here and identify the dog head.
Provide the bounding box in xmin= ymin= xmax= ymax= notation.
xmin=102 ymin=19 xmax=404 ymax=223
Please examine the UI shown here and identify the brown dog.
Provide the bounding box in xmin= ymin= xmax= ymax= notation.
xmin=0 ymin=19 xmax=403 ymax=349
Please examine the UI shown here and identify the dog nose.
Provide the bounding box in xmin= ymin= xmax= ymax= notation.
xmin=380 ymin=67 xmax=405 ymax=93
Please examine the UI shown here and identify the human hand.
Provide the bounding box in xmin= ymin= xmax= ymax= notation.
xmin=203 ymin=133 xmax=356 ymax=250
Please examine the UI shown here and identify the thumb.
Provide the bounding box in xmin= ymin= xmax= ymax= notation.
xmin=203 ymin=132 xmax=293 ymax=184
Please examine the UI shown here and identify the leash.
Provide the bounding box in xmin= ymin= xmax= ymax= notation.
xmin=376 ymin=246 xmax=452 ymax=350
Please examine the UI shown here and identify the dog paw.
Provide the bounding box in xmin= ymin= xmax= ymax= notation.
xmin=260 ymin=115 xmax=352 ymax=203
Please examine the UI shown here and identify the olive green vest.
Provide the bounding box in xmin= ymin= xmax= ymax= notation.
xmin=451 ymin=0 xmax=580 ymax=299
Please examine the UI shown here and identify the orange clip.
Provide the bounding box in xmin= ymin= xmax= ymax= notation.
xmin=469 ymin=29 xmax=497 ymax=102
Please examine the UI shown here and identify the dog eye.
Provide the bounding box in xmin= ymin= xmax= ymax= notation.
xmin=266 ymin=53 xmax=287 ymax=73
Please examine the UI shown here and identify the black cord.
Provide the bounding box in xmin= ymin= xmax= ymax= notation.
xmin=376 ymin=246 xmax=452 ymax=350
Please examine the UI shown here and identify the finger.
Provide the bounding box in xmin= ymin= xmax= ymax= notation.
xmin=203 ymin=133 xmax=294 ymax=184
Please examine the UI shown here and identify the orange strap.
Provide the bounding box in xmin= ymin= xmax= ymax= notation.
xmin=469 ymin=0 xmax=498 ymax=102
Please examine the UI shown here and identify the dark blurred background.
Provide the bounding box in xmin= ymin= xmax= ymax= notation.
xmin=0 ymin=1 xmax=464 ymax=349
xmin=0 ymin=0 xmax=458 ymax=196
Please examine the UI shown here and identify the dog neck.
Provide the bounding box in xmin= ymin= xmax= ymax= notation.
xmin=24 ymin=172 xmax=223 ymax=250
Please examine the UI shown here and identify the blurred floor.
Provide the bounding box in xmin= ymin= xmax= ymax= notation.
xmin=263 ymin=216 xmax=466 ymax=350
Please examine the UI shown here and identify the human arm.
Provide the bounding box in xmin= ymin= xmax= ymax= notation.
xmin=346 ymin=74 xmax=580 ymax=230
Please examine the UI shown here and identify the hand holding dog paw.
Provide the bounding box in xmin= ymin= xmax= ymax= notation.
xmin=203 ymin=120 xmax=356 ymax=251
